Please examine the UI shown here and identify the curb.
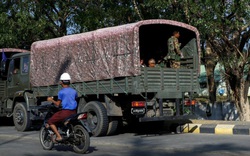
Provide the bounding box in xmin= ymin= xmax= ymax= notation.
xmin=177 ymin=123 xmax=250 ymax=135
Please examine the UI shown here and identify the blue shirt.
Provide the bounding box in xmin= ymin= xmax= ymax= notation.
xmin=58 ymin=87 xmax=78 ymax=110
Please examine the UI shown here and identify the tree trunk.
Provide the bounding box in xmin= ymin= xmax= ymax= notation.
xmin=235 ymin=82 xmax=250 ymax=121
xmin=206 ymin=62 xmax=216 ymax=103
xmin=205 ymin=42 xmax=217 ymax=104
xmin=227 ymin=70 xmax=250 ymax=121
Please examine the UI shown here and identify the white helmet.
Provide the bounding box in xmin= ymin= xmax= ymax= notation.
xmin=60 ymin=73 xmax=71 ymax=81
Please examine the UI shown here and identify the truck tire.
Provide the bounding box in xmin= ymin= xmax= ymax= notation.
xmin=83 ymin=101 xmax=108 ymax=137
xmin=106 ymin=117 xmax=119 ymax=136
xmin=13 ymin=102 xmax=31 ymax=131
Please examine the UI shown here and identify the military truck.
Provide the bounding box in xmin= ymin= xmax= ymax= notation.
xmin=0 ymin=19 xmax=200 ymax=136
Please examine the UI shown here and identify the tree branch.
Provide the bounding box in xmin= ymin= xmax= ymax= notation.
xmin=239 ymin=29 xmax=250 ymax=52
xmin=133 ymin=0 xmax=143 ymax=20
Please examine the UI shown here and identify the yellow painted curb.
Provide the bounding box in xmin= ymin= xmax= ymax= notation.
xmin=183 ymin=124 xmax=202 ymax=133
xmin=215 ymin=124 xmax=235 ymax=135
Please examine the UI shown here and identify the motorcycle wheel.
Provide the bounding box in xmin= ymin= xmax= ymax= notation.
xmin=39 ymin=126 xmax=54 ymax=150
xmin=72 ymin=125 xmax=90 ymax=154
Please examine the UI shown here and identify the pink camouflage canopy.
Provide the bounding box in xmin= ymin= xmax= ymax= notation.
xmin=30 ymin=19 xmax=200 ymax=87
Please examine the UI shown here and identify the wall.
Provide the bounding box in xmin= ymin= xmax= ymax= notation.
xmin=193 ymin=101 xmax=239 ymax=121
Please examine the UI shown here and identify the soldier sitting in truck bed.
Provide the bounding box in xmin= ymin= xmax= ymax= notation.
xmin=148 ymin=58 xmax=156 ymax=68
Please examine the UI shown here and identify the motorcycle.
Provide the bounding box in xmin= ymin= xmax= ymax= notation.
xmin=39 ymin=102 xmax=92 ymax=154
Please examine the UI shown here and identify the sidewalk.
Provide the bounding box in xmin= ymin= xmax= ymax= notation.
xmin=177 ymin=119 xmax=250 ymax=135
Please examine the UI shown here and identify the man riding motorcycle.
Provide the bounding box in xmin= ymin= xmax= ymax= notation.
xmin=47 ymin=73 xmax=78 ymax=142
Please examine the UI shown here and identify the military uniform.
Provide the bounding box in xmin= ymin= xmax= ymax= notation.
xmin=166 ymin=36 xmax=182 ymax=69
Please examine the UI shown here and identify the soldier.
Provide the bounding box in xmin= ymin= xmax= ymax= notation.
xmin=166 ymin=31 xmax=183 ymax=69
xmin=148 ymin=58 xmax=156 ymax=68
xmin=140 ymin=59 xmax=146 ymax=67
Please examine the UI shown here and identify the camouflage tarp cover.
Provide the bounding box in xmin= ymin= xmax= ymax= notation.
xmin=30 ymin=19 xmax=200 ymax=86
xmin=1 ymin=48 xmax=30 ymax=53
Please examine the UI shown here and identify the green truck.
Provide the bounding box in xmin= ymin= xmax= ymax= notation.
xmin=0 ymin=19 xmax=200 ymax=136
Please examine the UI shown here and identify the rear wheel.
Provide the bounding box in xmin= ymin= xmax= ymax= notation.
xmin=83 ymin=101 xmax=108 ymax=136
xmin=13 ymin=102 xmax=31 ymax=131
xmin=73 ymin=125 xmax=90 ymax=154
xmin=39 ymin=126 xmax=54 ymax=150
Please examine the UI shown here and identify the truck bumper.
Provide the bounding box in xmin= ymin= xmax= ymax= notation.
xmin=139 ymin=114 xmax=196 ymax=122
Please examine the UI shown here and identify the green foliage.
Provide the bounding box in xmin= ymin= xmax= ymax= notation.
xmin=0 ymin=13 xmax=16 ymax=47
xmin=0 ymin=1 xmax=81 ymax=49
xmin=74 ymin=0 xmax=137 ymax=32
xmin=0 ymin=0 xmax=249 ymax=58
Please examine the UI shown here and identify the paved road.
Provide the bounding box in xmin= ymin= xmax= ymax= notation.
xmin=1 ymin=126 xmax=250 ymax=156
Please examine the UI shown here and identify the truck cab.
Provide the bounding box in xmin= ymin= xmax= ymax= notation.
xmin=6 ymin=52 xmax=30 ymax=98
xmin=0 ymin=50 xmax=34 ymax=131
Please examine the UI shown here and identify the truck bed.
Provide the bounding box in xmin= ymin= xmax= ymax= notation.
xmin=32 ymin=67 xmax=199 ymax=99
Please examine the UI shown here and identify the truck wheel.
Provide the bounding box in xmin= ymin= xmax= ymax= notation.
xmin=13 ymin=102 xmax=31 ymax=131
xmin=106 ymin=117 xmax=119 ymax=136
xmin=83 ymin=101 xmax=108 ymax=137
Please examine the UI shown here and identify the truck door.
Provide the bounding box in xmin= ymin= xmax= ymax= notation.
xmin=7 ymin=56 xmax=29 ymax=97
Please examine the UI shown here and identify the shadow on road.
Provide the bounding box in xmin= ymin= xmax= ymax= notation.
xmin=0 ymin=117 xmax=14 ymax=126
xmin=117 ymin=119 xmax=192 ymax=136
xmin=52 ymin=145 xmax=97 ymax=154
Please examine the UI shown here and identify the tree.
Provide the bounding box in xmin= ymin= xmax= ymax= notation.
xmin=0 ymin=0 xmax=84 ymax=49
xmin=209 ymin=0 xmax=250 ymax=121
xmin=182 ymin=0 xmax=250 ymax=120
xmin=0 ymin=1 xmax=140 ymax=49
xmin=0 ymin=1 xmax=55 ymax=49
xmin=74 ymin=0 xmax=139 ymax=32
